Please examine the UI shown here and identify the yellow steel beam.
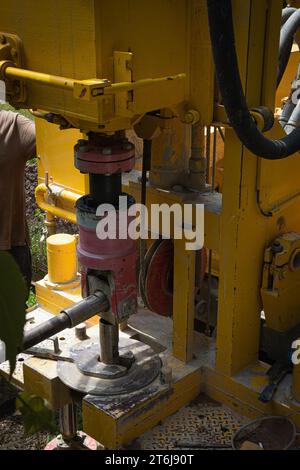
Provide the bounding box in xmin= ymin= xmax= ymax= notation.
xmin=173 ymin=239 xmax=196 ymax=362
xmin=216 ymin=0 xmax=281 ymax=376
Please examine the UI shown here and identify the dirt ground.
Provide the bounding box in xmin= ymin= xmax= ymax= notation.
xmin=0 ymin=414 xmax=50 ymax=450
xmin=0 ymin=377 xmax=50 ymax=450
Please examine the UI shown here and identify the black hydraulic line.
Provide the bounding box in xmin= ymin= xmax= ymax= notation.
xmin=207 ymin=0 xmax=300 ymax=159
xmin=278 ymin=9 xmax=300 ymax=87
xmin=285 ymin=102 xmax=300 ymax=134
xmin=279 ymin=98 xmax=296 ymax=128
xmin=279 ymin=63 xmax=300 ymax=129
xmin=278 ymin=37 xmax=294 ymax=88
xmin=277 ymin=8 xmax=297 ymax=88
xmin=282 ymin=7 xmax=297 ymax=26
xmin=22 ymin=292 xmax=108 ymax=351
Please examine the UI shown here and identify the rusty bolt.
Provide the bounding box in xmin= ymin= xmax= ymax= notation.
xmin=102 ymin=147 xmax=112 ymax=155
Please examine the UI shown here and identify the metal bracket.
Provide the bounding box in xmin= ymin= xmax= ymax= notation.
xmin=0 ymin=32 xmax=26 ymax=103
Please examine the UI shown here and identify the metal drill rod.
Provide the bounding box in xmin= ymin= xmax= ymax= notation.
xmin=140 ymin=139 xmax=152 ymax=301
xmin=205 ymin=127 xmax=218 ymax=336
xmin=22 ymin=292 xmax=108 ymax=351
xmin=99 ymin=319 xmax=119 ymax=364
xmin=59 ymin=403 xmax=77 ymax=441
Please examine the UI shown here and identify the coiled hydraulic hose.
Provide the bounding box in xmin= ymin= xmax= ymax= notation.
xmin=207 ymin=0 xmax=300 ymax=159
xmin=278 ymin=8 xmax=300 ymax=87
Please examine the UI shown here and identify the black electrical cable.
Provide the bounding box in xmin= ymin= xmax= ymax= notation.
xmin=207 ymin=0 xmax=300 ymax=159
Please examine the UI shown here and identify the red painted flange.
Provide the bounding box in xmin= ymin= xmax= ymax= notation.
xmin=44 ymin=432 xmax=100 ymax=450
xmin=141 ymin=240 xmax=207 ymax=317
xmin=75 ymin=139 xmax=135 ymax=174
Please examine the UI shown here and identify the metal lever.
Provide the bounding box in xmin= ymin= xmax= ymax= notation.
xmin=259 ymin=360 xmax=290 ymax=403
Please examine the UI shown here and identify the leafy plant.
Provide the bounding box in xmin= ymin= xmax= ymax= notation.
xmin=26 ymin=289 xmax=37 ymax=309
xmin=16 ymin=392 xmax=56 ymax=435
xmin=0 ymin=252 xmax=55 ymax=435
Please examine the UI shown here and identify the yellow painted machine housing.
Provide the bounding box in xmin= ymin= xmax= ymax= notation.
xmin=262 ymin=232 xmax=300 ymax=332
xmin=36 ymin=120 xmax=86 ymax=194
xmin=1 ymin=0 xmax=214 ymax=132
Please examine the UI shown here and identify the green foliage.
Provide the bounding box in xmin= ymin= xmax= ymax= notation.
xmin=16 ymin=392 xmax=56 ymax=435
xmin=30 ymin=210 xmax=47 ymax=278
xmin=26 ymin=289 xmax=37 ymax=309
xmin=0 ymin=251 xmax=26 ymax=373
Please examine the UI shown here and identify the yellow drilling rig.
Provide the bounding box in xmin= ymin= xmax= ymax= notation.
xmin=1 ymin=0 xmax=300 ymax=450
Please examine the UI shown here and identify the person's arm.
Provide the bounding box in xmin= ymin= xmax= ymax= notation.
xmin=16 ymin=113 xmax=36 ymax=161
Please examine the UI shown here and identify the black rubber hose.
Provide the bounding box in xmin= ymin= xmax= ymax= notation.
xmin=278 ymin=9 xmax=300 ymax=87
xmin=278 ymin=8 xmax=297 ymax=87
xmin=285 ymin=102 xmax=300 ymax=134
xmin=279 ymin=97 xmax=296 ymax=128
xmin=281 ymin=7 xmax=297 ymax=26
xmin=207 ymin=0 xmax=300 ymax=159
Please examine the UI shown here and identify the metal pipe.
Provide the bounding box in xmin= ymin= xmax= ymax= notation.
xmin=211 ymin=127 xmax=217 ymax=191
xmin=139 ymin=139 xmax=152 ymax=301
xmin=3 ymin=65 xmax=74 ymax=91
xmin=190 ymin=124 xmax=206 ymax=191
xmin=22 ymin=292 xmax=108 ymax=350
xmin=89 ymin=173 xmax=122 ymax=206
xmin=59 ymin=404 xmax=77 ymax=441
xmin=205 ymin=126 xmax=211 ymax=183
xmin=205 ymin=128 xmax=217 ymax=337
xmin=99 ymin=319 xmax=119 ymax=364
xmin=35 ymin=183 xmax=79 ymax=224
xmin=104 ymin=74 xmax=186 ymax=94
